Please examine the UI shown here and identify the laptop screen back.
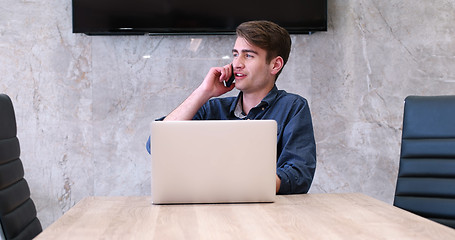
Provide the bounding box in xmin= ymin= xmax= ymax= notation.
xmin=150 ymin=120 xmax=277 ymax=204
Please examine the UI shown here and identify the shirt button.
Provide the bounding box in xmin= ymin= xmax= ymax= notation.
xmin=261 ymin=107 xmax=265 ymax=111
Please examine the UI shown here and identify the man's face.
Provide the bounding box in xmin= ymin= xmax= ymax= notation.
xmin=231 ymin=37 xmax=276 ymax=94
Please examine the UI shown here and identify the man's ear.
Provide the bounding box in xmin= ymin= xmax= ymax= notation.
xmin=270 ymin=56 xmax=284 ymax=75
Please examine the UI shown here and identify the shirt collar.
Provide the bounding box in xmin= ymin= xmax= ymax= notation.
xmin=260 ymin=84 xmax=279 ymax=107
xmin=230 ymin=84 xmax=279 ymax=118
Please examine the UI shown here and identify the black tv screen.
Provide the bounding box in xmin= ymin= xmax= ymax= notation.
xmin=72 ymin=0 xmax=327 ymax=35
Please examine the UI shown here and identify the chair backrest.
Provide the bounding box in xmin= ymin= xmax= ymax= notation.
xmin=394 ymin=95 xmax=455 ymax=228
xmin=0 ymin=94 xmax=42 ymax=240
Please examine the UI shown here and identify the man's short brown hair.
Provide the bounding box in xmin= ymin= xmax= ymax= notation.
xmin=236 ymin=20 xmax=292 ymax=78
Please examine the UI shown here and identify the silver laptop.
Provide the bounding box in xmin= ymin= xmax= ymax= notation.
xmin=150 ymin=120 xmax=277 ymax=204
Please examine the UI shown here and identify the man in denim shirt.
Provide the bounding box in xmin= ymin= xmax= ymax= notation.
xmin=148 ymin=20 xmax=316 ymax=194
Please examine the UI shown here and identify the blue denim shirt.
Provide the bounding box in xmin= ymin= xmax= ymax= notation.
xmin=147 ymin=85 xmax=316 ymax=194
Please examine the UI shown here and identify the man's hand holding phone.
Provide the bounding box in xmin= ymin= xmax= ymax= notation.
xmin=199 ymin=63 xmax=235 ymax=99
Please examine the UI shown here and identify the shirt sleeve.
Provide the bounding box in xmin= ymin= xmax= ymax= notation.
xmin=146 ymin=116 xmax=166 ymax=154
xmin=276 ymin=98 xmax=316 ymax=194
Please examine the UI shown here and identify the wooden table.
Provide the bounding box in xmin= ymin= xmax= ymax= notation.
xmin=35 ymin=193 xmax=455 ymax=239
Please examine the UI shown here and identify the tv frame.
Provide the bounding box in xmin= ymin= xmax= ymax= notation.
xmin=72 ymin=0 xmax=327 ymax=35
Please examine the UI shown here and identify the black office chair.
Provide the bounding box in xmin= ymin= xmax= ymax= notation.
xmin=394 ymin=95 xmax=455 ymax=228
xmin=0 ymin=94 xmax=42 ymax=239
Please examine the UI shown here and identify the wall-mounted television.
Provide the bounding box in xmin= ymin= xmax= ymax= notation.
xmin=72 ymin=0 xmax=327 ymax=35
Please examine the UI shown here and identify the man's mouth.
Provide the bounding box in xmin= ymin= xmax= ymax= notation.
xmin=235 ymin=73 xmax=246 ymax=77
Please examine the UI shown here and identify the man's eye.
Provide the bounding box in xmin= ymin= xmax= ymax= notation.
xmin=246 ymin=54 xmax=253 ymax=58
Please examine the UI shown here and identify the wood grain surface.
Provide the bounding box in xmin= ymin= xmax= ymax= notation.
xmin=35 ymin=193 xmax=455 ymax=239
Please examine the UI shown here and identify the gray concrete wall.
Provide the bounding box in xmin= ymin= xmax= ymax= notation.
xmin=1 ymin=0 xmax=454 ymax=227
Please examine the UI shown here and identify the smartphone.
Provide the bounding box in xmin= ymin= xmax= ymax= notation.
xmin=224 ymin=64 xmax=235 ymax=87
